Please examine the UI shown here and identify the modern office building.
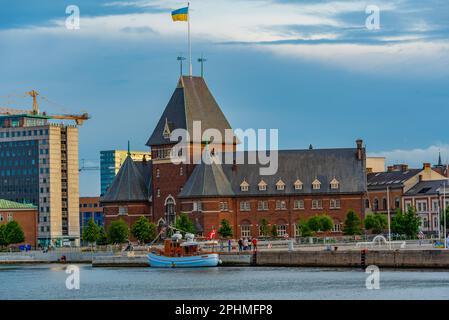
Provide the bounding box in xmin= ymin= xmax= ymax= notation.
xmin=79 ymin=196 xmax=103 ymax=236
xmin=100 ymin=150 xmax=151 ymax=195
xmin=0 ymin=111 xmax=83 ymax=247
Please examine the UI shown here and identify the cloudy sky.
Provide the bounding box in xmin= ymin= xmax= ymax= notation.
xmin=1 ymin=0 xmax=448 ymax=195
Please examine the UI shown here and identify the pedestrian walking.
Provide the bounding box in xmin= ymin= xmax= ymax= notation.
xmin=252 ymin=238 xmax=258 ymax=251
xmin=243 ymin=238 xmax=249 ymax=250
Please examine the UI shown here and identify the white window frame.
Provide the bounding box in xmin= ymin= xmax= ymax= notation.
xmin=240 ymin=201 xmax=251 ymax=211
xmin=241 ymin=225 xmax=251 ymax=238
xmin=294 ymin=200 xmax=304 ymax=210
xmin=219 ymin=202 xmax=229 ymax=212
xmin=330 ymin=199 xmax=341 ymax=209
xmin=118 ymin=206 xmax=128 ymax=216
xmin=277 ymin=225 xmax=287 ymax=237
xmin=416 ymin=200 xmax=428 ymax=213
xmin=257 ymin=201 xmax=268 ymax=211
xmin=312 ymin=199 xmax=323 ymax=209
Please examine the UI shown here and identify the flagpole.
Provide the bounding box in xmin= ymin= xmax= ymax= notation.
xmin=188 ymin=2 xmax=192 ymax=76
xmin=387 ymin=186 xmax=391 ymax=249
xmin=443 ymin=181 xmax=447 ymax=249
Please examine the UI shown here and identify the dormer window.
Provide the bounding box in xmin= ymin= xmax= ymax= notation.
xmin=162 ymin=118 xmax=171 ymax=139
xmin=312 ymin=179 xmax=321 ymax=190
xmin=330 ymin=178 xmax=340 ymax=189
xmin=240 ymin=179 xmax=249 ymax=192
xmin=258 ymin=179 xmax=267 ymax=191
xmin=294 ymin=179 xmax=303 ymax=190
xmin=276 ymin=179 xmax=285 ymax=191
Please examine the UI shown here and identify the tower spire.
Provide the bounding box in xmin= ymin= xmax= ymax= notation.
xmin=127 ymin=140 xmax=130 ymax=156
xmin=439 ymin=150 xmax=443 ymax=166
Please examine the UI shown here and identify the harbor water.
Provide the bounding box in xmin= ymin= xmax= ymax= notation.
xmin=1 ymin=264 xmax=449 ymax=300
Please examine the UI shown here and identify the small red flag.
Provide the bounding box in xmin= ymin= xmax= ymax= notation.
xmin=207 ymin=229 xmax=216 ymax=240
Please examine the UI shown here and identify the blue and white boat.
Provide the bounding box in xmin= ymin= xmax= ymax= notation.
xmin=148 ymin=232 xmax=220 ymax=268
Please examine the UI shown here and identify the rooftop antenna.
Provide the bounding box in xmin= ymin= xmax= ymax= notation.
xmin=177 ymin=55 xmax=186 ymax=77
xmin=197 ymin=54 xmax=207 ymax=78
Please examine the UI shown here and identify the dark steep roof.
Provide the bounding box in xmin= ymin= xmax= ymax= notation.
xmin=101 ymin=156 xmax=152 ymax=203
xmin=404 ymin=180 xmax=449 ymax=196
xmin=367 ymin=169 xmax=420 ymax=190
xmin=146 ymin=76 xmax=234 ymax=146
xmin=179 ymin=151 xmax=234 ymax=198
xmin=179 ymin=148 xmax=366 ymax=198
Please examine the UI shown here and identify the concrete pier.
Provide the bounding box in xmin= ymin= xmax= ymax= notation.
xmin=255 ymin=250 xmax=449 ymax=268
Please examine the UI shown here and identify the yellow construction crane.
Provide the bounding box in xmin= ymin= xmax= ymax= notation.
xmin=0 ymin=90 xmax=90 ymax=125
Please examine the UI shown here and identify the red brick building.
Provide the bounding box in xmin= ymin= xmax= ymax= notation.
xmin=0 ymin=199 xmax=38 ymax=248
xmin=101 ymin=76 xmax=367 ymax=238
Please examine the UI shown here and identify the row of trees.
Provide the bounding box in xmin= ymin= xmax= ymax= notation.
xmin=295 ymin=207 xmax=423 ymax=238
xmin=0 ymin=221 xmax=25 ymax=248
xmin=82 ymin=217 xmax=158 ymax=245
xmin=83 ymin=213 xmax=199 ymax=245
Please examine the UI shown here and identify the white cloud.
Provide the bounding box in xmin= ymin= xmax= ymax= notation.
xmin=2 ymin=0 xmax=448 ymax=75
xmin=369 ymin=145 xmax=449 ymax=168
xmin=264 ymin=40 xmax=449 ymax=75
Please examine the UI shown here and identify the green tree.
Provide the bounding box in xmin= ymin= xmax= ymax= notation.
xmin=271 ymin=225 xmax=278 ymax=237
xmin=4 ymin=221 xmax=25 ymax=245
xmin=218 ymin=219 xmax=233 ymax=238
xmin=0 ymin=225 xmax=7 ymax=248
xmin=259 ymin=219 xmax=269 ymax=237
xmin=296 ymin=219 xmax=313 ymax=237
xmin=364 ymin=213 xmax=388 ymax=234
xmin=441 ymin=207 xmax=449 ymax=229
xmin=392 ymin=207 xmax=421 ymax=239
xmin=391 ymin=208 xmax=405 ymax=235
xmin=97 ymin=227 xmax=108 ymax=246
xmin=307 ymin=214 xmax=333 ymax=232
xmin=403 ymin=207 xmax=421 ymax=239
xmin=82 ymin=220 xmax=101 ymax=244
xmin=107 ymin=219 xmax=129 ymax=244
xmin=131 ymin=217 xmax=157 ymax=243
xmin=343 ymin=210 xmax=361 ymax=235
xmin=175 ymin=213 xmax=196 ymax=235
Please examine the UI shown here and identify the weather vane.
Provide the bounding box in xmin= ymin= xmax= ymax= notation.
xmin=177 ymin=55 xmax=186 ymax=77
xmin=198 ymin=54 xmax=207 ymax=78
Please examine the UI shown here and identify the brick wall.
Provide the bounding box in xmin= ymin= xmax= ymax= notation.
xmin=0 ymin=209 xmax=38 ymax=248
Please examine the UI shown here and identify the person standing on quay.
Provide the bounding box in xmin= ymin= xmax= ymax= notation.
xmin=243 ymin=238 xmax=249 ymax=250
xmin=227 ymin=239 xmax=232 ymax=252
xmin=238 ymin=238 xmax=243 ymax=252
xmin=252 ymin=238 xmax=258 ymax=252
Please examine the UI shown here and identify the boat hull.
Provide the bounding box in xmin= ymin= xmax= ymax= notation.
xmin=148 ymin=252 xmax=219 ymax=268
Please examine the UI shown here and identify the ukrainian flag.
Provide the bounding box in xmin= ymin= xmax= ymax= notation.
xmin=171 ymin=7 xmax=189 ymax=22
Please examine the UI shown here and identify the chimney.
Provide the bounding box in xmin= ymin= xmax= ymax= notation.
xmin=366 ymin=167 xmax=373 ymax=174
xmin=232 ymin=159 xmax=237 ymax=172
xmin=419 ymin=174 xmax=423 ymax=182
xmin=387 ymin=166 xmax=394 ymax=172
xmin=356 ymin=139 xmax=364 ymax=161
xmin=423 ymin=163 xmax=431 ymax=170
xmin=401 ymin=164 xmax=408 ymax=172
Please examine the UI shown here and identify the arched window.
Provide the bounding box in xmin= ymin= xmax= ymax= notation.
xmin=395 ymin=198 xmax=400 ymax=209
xmin=382 ymin=198 xmax=387 ymax=210
xmin=365 ymin=199 xmax=370 ymax=209
xmin=374 ymin=198 xmax=379 ymax=211
xmin=165 ymin=196 xmax=176 ymax=226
